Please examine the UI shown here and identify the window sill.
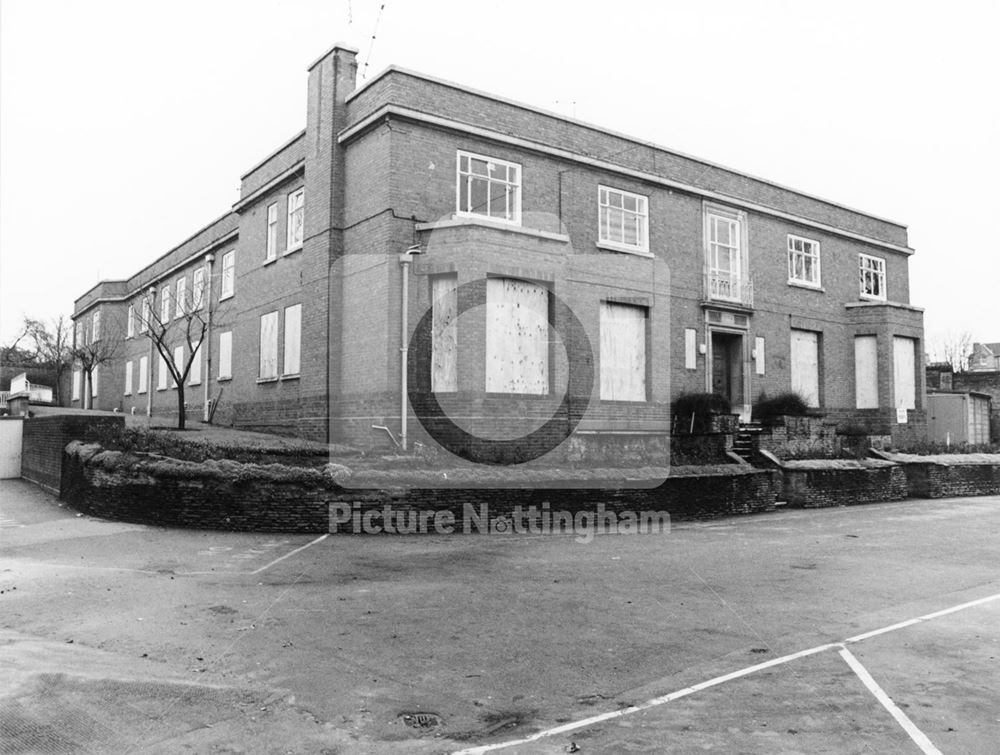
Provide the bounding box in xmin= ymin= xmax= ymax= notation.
xmin=256 ymin=376 xmax=279 ymax=384
xmin=220 ymin=293 xmax=234 ymax=302
xmin=217 ymin=376 xmax=232 ymax=382
xmin=859 ymin=294 xmax=887 ymax=302
xmin=596 ymin=241 xmax=653 ymax=258
xmin=263 ymin=255 xmax=277 ymax=267
xmin=280 ymin=373 xmax=300 ymax=381
xmin=284 ymin=243 xmax=303 ymax=256
xmin=416 ymin=216 xmax=569 ymax=243
xmin=189 ymin=381 xmax=201 ymax=387
xmin=600 ymin=398 xmax=649 ymax=404
xmin=787 ymin=280 xmax=825 ymax=292
xmin=137 ymin=391 xmax=147 ymax=396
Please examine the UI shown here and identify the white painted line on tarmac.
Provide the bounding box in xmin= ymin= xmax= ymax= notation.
xmin=250 ymin=534 xmax=328 ymax=574
xmin=838 ymin=646 xmax=942 ymax=754
xmin=452 ymin=643 xmax=840 ymax=754
xmin=453 ymin=590 xmax=1000 ymax=754
xmin=845 ymin=591 xmax=1000 ymax=643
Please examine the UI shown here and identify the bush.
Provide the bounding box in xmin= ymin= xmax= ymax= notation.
xmin=672 ymin=392 xmax=732 ymax=434
xmin=893 ymin=440 xmax=1000 ymax=455
xmin=752 ymin=392 xmax=810 ymax=421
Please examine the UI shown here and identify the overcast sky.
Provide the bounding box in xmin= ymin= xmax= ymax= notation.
xmin=1 ymin=0 xmax=997 ymax=355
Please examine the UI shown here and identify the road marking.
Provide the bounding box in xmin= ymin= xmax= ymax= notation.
xmin=453 ymin=590 xmax=1000 ymax=754
xmin=838 ymin=646 xmax=942 ymax=754
xmin=250 ymin=534 xmax=328 ymax=574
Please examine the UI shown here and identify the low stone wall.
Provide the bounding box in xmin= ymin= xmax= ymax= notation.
xmin=21 ymin=414 xmax=125 ymax=494
xmin=781 ymin=459 xmax=908 ymax=508
xmin=887 ymin=454 xmax=1000 ymax=498
xmin=757 ymin=416 xmax=840 ymax=458
xmin=61 ymin=443 xmax=778 ymax=533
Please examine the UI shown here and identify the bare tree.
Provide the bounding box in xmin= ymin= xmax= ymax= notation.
xmin=930 ymin=331 xmax=973 ymax=372
xmin=136 ymin=283 xmax=214 ymax=430
xmin=1 ymin=320 xmax=34 ymax=366
xmin=25 ymin=315 xmax=72 ymax=403
xmin=69 ymin=316 xmax=122 ymax=410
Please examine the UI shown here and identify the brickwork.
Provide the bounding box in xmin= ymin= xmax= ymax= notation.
xmin=782 ymin=461 xmax=908 ymax=508
xmin=21 ymin=414 xmax=125 ymax=494
xmin=60 ymin=442 xmax=778 ymax=532
xmin=898 ymin=459 xmax=1000 ymax=498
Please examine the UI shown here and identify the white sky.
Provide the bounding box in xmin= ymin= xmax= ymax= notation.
xmin=1 ymin=0 xmax=997 ymax=355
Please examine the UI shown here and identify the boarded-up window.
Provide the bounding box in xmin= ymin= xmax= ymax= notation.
xmin=431 ymin=276 xmax=458 ymax=392
xmin=790 ymin=329 xmax=820 ymax=407
xmin=754 ymin=337 xmax=766 ymax=375
xmin=283 ymin=304 xmax=301 ymax=375
xmin=189 ymin=341 xmax=202 ymax=386
xmin=138 ymin=356 xmax=148 ymax=394
xmin=259 ymin=312 xmax=278 ymax=379
xmin=485 ymin=278 xmax=548 ymax=394
xmin=91 ymin=366 xmax=99 ymax=398
xmin=124 ymin=361 xmax=133 ymax=395
xmin=684 ymin=328 xmax=697 ymax=370
xmin=158 ymin=354 xmax=168 ymax=390
xmin=854 ymin=335 xmax=879 ymax=408
xmin=193 ymin=267 xmax=205 ymax=310
xmin=175 ymin=277 xmax=187 ymax=317
xmin=221 ymin=251 xmax=235 ymax=298
xmin=218 ymin=331 xmax=232 ymax=379
xmin=893 ymin=336 xmax=916 ymax=410
xmin=72 ymin=369 xmax=81 ymax=401
xmin=600 ymin=303 xmax=647 ymax=401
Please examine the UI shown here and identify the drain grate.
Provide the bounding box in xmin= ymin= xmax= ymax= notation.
xmin=399 ymin=712 xmax=443 ymax=730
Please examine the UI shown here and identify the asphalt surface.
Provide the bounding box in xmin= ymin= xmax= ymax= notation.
xmin=1 ymin=478 xmax=998 ymax=753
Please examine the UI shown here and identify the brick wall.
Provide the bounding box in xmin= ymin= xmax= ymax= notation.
xmin=61 ymin=442 xmax=777 ymax=533
xmin=21 ymin=414 xmax=125 ymax=494
xmin=782 ymin=461 xmax=908 ymax=508
xmin=898 ymin=460 xmax=1000 ymax=498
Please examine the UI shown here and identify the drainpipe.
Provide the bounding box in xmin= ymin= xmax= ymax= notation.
xmin=202 ymin=253 xmax=215 ymax=422
xmin=398 ymin=244 xmax=422 ymax=451
xmin=146 ymin=286 xmax=156 ymax=418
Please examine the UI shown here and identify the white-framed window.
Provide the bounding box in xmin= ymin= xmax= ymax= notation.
xmin=266 ymin=202 xmax=278 ymax=261
xmin=259 ymin=311 xmax=279 ymax=379
xmin=189 ymin=341 xmax=201 ymax=386
xmin=160 ymin=285 xmax=172 ymax=321
xmin=599 ymin=302 xmax=647 ymax=401
xmin=175 ymin=277 xmax=187 ymax=318
xmin=286 ymin=189 xmax=304 ymax=250
xmin=220 ymin=250 xmax=235 ymax=299
xmin=282 ymin=304 xmax=302 ymax=376
xmin=72 ymin=369 xmax=81 ymax=401
xmin=91 ymin=366 xmax=99 ymax=398
xmin=705 ymin=207 xmax=745 ymax=302
xmin=485 ymin=278 xmax=548 ymax=394
xmin=91 ymin=311 xmax=101 ymax=341
xmin=127 ymin=306 xmax=135 ymax=338
xmin=859 ymin=254 xmax=886 ymax=300
xmin=138 ymin=356 xmax=148 ymax=395
xmin=192 ymin=267 xmax=205 ymax=310
xmin=598 ymin=186 xmax=649 ymax=253
xmin=172 ymin=345 xmax=183 ymax=387
xmin=157 ymin=354 xmax=169 ymax=390
xmin=140 ymin=298 xmax=151 ymax=333
xmin=456 ymin=151 xmax=520 ymax=224
xmin=431 ymin=275 xmax=458 ymax=393
xmin=124 ymin=361 xmax=133 ymax=395
xmin=787 ymin=234 xmax=821 ymax=287
xmin=218 ymin=331 xmax=232 ymax=379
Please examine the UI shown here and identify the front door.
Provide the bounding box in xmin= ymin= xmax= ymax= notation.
xmin=711 ymin=331 xmax=744 ymax=407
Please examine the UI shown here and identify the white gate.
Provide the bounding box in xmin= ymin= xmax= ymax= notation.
xmin=0 ymin=418 xmax=23 ymax=478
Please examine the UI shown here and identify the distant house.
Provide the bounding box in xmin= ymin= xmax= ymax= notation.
xmin=969 ymin=342 xmax=1000 ymax=372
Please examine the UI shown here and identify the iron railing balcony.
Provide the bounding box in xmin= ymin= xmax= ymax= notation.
xmin=705 ymin=271 xmax=754 ymax=309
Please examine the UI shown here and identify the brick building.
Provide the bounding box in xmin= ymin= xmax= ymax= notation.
xmin=70 ymin=43 xmax=926 ymax=459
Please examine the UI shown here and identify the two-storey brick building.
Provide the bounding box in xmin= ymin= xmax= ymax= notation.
xmin=71 ymin=42 xmax=926 ymax=459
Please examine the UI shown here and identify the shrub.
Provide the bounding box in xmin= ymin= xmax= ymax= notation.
xmin=752 ymin=392 xmax=810 ymax=421
xmin=672 ymin=392 xmax=732 ymax=434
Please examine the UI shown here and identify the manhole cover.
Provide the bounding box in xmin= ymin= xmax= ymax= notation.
xmin=399 ymin=712 xmax=443 ymax=730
